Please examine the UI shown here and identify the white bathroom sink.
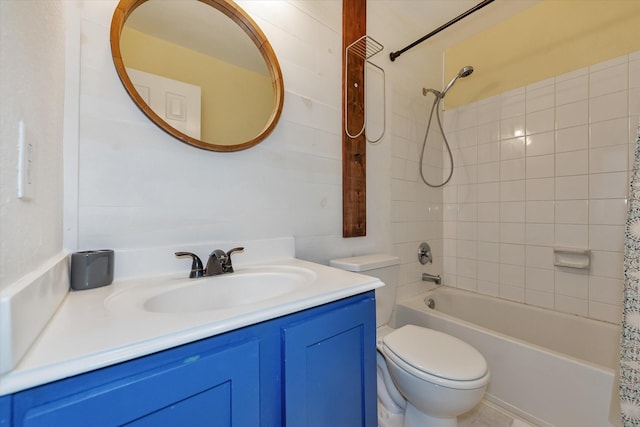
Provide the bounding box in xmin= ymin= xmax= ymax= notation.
xmin=145 ymin=268 xmax=313 ymax=313
xmin=105 ymin=265 xmax=316 ymax=314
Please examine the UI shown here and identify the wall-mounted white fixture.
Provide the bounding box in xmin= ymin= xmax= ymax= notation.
xmin=553 ymin=247 xmax=591 ymax=269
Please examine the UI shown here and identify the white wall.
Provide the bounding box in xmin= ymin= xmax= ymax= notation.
xmin=0 ymin=0 xmax=66 ymax=291
xmin=442 ymin=52 xmax=640 ymax=324
xmin=7 ymin=0 xmax=627 ymax=336
xmin=3 ymin=0 xmax=631 ymax=379
xmin=70 ymin=0 xmax=444 ymax=297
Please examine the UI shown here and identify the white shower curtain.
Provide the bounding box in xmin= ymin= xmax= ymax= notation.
xmin=621 ymin=118 xmax=640 ymax=425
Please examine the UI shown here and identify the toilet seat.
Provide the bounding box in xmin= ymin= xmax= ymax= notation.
xmin=376 ymin=325 xmax=395 ymax=348
xmin=382 ymin=325 xmax=489 ymax=390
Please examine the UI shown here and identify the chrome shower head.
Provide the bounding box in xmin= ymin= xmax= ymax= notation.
xmin=440 ymin=65 xmax=474 ymax=98
xmin=459 ymin=66 xmax=474 ymax=78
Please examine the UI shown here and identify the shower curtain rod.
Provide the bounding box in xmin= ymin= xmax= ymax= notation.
xmin=389 ymin=0 xmax=495 ymax=62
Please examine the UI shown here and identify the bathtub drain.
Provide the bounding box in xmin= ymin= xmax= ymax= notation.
xmin=425 ymin=297 xmax=435 ymax=309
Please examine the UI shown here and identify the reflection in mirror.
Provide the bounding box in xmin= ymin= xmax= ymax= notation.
xmin=111 ymin=0 xmax=284 ymax=151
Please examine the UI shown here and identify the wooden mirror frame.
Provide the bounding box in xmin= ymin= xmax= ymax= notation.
xmin=110 ymin=0 xmax=284 ymax=152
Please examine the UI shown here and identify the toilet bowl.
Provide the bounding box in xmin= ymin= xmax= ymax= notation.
xmin=382 ymin=324 xmax=489 ymax=427
xmin=330 ymin=254 xmax=489 ymax=427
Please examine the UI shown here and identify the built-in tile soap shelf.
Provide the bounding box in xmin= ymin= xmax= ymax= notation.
xmin=553 ymin=247 xmax=591 ymax=269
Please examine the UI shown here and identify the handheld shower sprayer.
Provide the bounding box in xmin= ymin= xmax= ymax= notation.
xmin=419 ymin=65 xmax=474 ymax=187
xmin=440 ymin=66 xmax=474 ymax=98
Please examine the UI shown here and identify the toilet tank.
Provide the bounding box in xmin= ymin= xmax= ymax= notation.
xmin=329 ymin=254 xmax=400 ymax=327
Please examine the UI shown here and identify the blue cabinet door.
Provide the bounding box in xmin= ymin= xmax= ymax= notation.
xmin=0 ymin=395 xmax=11 ymax=426
xmin=283 ymin=294 xmax=377 ymax=427
xmin=12 ymin=338 xmax=260 ymax=427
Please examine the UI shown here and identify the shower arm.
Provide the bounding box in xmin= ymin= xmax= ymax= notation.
xmin=423 ymin=88 xmax=441 ymax=98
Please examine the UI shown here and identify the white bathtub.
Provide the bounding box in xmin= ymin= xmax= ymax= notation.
xmin=395 ymin=287 xmax=621 ymax=427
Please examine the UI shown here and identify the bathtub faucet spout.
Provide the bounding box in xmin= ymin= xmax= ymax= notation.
xmin=422 ymin=272 xmax=441 ymax=285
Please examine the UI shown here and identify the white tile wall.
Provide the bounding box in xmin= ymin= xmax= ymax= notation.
xmin=389 ymin=80 xmax=444 ymax=300
xmin=443 ymin=52 xmax=640 ymax=324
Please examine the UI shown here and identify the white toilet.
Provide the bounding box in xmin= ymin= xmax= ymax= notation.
xmin=330 ymin=254 xmax=490 ymax=427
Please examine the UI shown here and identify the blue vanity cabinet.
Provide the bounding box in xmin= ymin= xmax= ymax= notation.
xmin=283 ymin=293 xmax=377 ymax=427
xmin=5 ymin=291 xmax=376 ymax=426
xmin=10 ymin=331 xmax=262 ymax=427
xmin=0 ymin=394 xmax=11 ymax=426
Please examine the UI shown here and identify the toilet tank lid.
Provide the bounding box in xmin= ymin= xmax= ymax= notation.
xmin=329 ymin=254 xmax=400 ymax=272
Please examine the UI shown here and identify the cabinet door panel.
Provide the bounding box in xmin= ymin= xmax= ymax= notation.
xmin=283 ymin=296 xmax=376 ymax=427
xmin=124 ymin=381 xmax=231 ymax=426
xmin=15 ymin=340 xmax=259 ymax=427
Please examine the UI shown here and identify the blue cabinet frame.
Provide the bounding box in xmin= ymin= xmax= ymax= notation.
xmin=0 ymin=395 xmax=11 ymax=426
xmin=4 ymin=292 xmax=376 ymax=426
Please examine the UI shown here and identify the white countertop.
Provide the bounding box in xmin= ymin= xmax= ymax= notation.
xmin=0 ymin=258 xmax=382 ymax=395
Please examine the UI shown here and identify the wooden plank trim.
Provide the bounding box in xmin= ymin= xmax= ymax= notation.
xmin=342 ymin=0 xmax=367 ymax=237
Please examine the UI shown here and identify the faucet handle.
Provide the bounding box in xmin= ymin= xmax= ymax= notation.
xmin=226 ymin=247 xmax=244 ymax=257
xmin=175 ymin=252 xmax=204 ymax=278
xmin=418 ymin=242 xmax=433 ymax=265
xmin=223 ymin=247 xmax=244 ymax=273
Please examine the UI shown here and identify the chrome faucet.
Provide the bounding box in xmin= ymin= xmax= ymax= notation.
xmin=422 ymin=272 xmax=441 ymax=285
xmin=204 ymin=247 xmax=244 ymax=275
xmin=175 ymin=247 xmax=244 ymax=278
xmin=418 ymin=241 xmax=441 ymax=284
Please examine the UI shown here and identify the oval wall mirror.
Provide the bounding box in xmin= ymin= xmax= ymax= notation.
xmin=110 ymin=0 xmax=284 ymax=151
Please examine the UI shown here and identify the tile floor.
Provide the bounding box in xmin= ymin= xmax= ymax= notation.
xmin=378 ymin=399 xmax=537 ymax=427
xmin=459 ymin=401 xmax=537 ymax=427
